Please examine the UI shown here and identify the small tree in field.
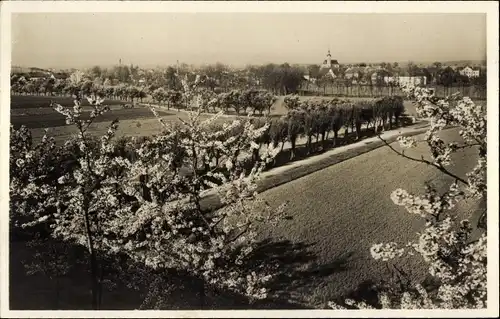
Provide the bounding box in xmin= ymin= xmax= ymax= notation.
xmin=329 ymin=85 xmax=487 ymax=309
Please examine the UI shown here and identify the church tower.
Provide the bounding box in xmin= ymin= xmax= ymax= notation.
xmin=326 ymin=49 xmax=332 ymax=68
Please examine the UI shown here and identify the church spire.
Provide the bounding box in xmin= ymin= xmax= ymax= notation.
xmin=326 ymin=48 xmax=332 ymax=68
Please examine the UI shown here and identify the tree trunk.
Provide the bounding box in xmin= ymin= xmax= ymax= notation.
xmin=333 ymin=130 xmax=339 ymax=147
xmin=98 ymin=259 xmax=104 ymax=309
xmin=355 ymin=122 xmax=362 ymax=140
xmin=252 ymin=146 xmax=260 ymax=164
xmin=321 ymin=131 xmax=327 ymax=150
xmin=307 ymin=134 xmax=312 ymax=155
xmin=83 ymin=198 xmax=100 ymax=310
xmin=54 ymin=277 xmax=60 ymax=309
xmin=200 ymin=280 xmax=206 ymax=309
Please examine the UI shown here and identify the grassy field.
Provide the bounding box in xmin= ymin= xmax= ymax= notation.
xmin=255 ymin=128 xmax=480 ymax=307
xmin=10 ymin=95 xmax=177 ymax=130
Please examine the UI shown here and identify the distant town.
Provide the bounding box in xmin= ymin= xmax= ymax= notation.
xmin=11 ymin=50 xmax=486 ymax=96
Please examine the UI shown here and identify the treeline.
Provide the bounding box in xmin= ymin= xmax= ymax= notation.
xmin=247 ymin=63 xmax=304 ymax=95
xmin=150 ymin=88 xmax=277 ymax=115
xmin=246 ymin=95 xmax=406 ymax=161
xmin=299 ymin=83 xmax=487 ymax=100
xmin=10 ymin=75 xmax=148 ymax=102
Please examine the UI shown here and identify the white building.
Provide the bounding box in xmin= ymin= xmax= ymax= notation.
xmin=344 ymin=67 xmax=362 ymax=79
xmin=326 ymin=69 xmax=337 ymax=79
xmin=459 ymin=66 xmax=480 ymax=78
xmin=304 ymin=74 xmax=317 ymax=84
xmin=384 ymin=76 xmax=427 ymax=86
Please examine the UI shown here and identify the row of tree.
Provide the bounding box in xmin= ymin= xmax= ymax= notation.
xmin=11 ymin=75 xmax=150 ymax=103
xmin=242 ymin=95 xmax=406 ymax=161
xmin=80 ymin=62 xmax=306 ymax=95
xmin=10 ymin=71 xmax=283 ymax=113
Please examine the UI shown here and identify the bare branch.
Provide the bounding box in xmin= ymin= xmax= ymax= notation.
xmin=377 ymin=134 xmax=468 ymax=186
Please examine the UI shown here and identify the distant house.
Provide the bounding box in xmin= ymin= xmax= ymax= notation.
xmin=303 ymin=74 xmax=317 ymax=84
xmin=320 ymin=68 xmax=338 ymax=79
xmin=28 ymin=71 xmax=48 ymax=81
xmin=459 ymin=66 xmax=480 ymax=78
xmin=344 ymin=67 xmax=363 ymax=79
xmin=369 ymin=69 xmax=393 ymax=83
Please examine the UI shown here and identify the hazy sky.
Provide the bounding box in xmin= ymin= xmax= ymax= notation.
xmin=12 ymin=13 xmax=486 ymax=69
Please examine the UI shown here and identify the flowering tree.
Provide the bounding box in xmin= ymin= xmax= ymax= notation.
xmin=329 ymin=85 xmax=487 ymax=309
xmin=10 ymin=79 xmax=287 ymax=309
xmin=69 ymin=70 xmax=85 ymax=86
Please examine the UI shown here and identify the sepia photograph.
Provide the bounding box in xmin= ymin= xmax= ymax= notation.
xmin=0 ymin=1 xmax=498 ymax=317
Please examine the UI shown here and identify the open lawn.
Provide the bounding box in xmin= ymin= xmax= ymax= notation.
xmin=10 ymin=95 xmax=172 ymax=130
xmin=27 ymin=115 xmax=228 ymax=145
xmin=10 ymin=95 xmax=125 ymax=109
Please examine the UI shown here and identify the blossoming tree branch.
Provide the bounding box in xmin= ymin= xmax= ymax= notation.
xmin=329 ymin=84 xmax=487 ymax=309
